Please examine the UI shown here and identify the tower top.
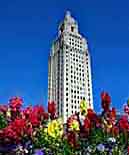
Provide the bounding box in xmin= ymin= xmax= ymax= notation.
xmin=65 ymin=11 xmax=71 ymax=18
xmin=64 ymin=10 xmax=76 ymax=23
xmin=58 ymin=11 xmax=78 ymax=35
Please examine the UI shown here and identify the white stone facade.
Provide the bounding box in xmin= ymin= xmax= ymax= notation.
xmin=48 ymin=11 xmax=93 ymax=123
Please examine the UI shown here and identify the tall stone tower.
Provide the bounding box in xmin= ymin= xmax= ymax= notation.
xmin=48 ymin=11 xmax=93 ymax=123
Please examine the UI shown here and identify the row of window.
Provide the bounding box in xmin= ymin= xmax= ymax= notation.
xmin=69 ymin=37 xmax=82 ymax=44
xmin=66 ymin=91 xmax=90 ymax=98
xmin=69 ymin=33 xmax=82 ymax=40
xmin=65 ymin=47 xmax=84 ymax=54
xmin=69 ymin=43 xmax=83 ymax=49
xmin=66 ymin=57 xmax=88 ymax=65
xmin=66 ymin=71 xmax=89 ymax=78
xmin=66 ymin=82 xmax=86 ymax=87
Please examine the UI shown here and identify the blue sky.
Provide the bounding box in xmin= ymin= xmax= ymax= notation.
xmin=0 ymin=0 xmax=129 ymax=112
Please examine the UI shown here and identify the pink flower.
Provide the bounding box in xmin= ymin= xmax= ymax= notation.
xmin=9 ymin=97 xmax=23 ymax=110
xmin=23 ymin=106 xmax=33 ymax=118
xmin=0 ymin=105 xmax=8 ymax=114
xmin=124 ymin=105 xmax=129 ymax=115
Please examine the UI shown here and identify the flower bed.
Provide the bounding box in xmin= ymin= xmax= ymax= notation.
xmin=0 ymin=92 xmax=129 ymax=155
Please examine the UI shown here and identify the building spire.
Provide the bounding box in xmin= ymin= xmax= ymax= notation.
xmin=65 ymin=10 xmax=71 ymax=18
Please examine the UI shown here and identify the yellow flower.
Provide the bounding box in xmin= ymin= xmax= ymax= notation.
xmin=6 ymin=108 xmax=11 ymax=117
xmin=44 ymin=128 xmax=48 ymax=133
xmin=70 ymin=120 xmax=80 ymax=131
xmin=47 ymin=119 xmax=63 ymax=138
xmin=103 ymin=119 xmax=112 ymax=129
xmin=80 ymin=100 xmax=88 ymax=115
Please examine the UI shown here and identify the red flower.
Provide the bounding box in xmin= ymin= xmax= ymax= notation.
xmin=9 ymin=97 xmax=23 ymax=110
xmin=25 ymin=124 xmax=33 ymax=136
xmin=67 ymin=114 xmax=79 ymax=131
xmin=83 ymin=118 xmax=91 ymax=129
xmin=43 ymin=112 xmax=49 ymax=120
xmin=23 ymin=105 xmax=47 ymax=127
xmin=128 ymin=146 xmax=129 ymax=153
xmin=110 ymin=108 xmax=116 ymax=119
xmin=48 ymin=101 xmax=56 ymax=118
xmin=112 ymin=126 xmax=119 ymax=136
xmin=1 ymin=125 xmax=20 ymax=144
xmin=101 ymin=92 xmax=111 ymax=112
xmin=119 ymin=116 xmax=129 ymax=130
xmin=33 ymin=105 xmax=44 ymax=120
xmin=23 ymin=106 xmax=33 ymax=118
xmin=87 ymin=109 xmax=97 ymax=121
xmin=11 ymin=118 xmax=26 ymax=136
xmin=29 ymin=113 xmax=40 ymax=127
xmin=67 ymin=131 xmax=78 ymax=147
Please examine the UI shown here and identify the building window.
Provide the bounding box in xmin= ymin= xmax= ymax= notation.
xmin=71 ymin=26 xmax=74 ymax=32
xmin=66 ymin=45 xmax=68 ymax=49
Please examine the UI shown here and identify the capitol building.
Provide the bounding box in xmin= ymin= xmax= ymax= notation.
xmin=48 ymin=11 xmax=93 ymax=123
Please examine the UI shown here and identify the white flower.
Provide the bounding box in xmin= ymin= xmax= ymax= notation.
xmin=108 ymin=137 xmax=116 ymax=143
xmin=87 ymin=146 xmax=92 ymax=153
xmin=97 ymin=144 xmax=105 ymax=152
xmin=79 ymin=114 xmax=85 ymax=125
xmin=24 ymin=149 xmax=29 ymax=153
